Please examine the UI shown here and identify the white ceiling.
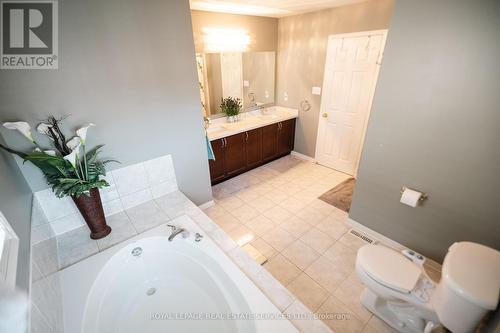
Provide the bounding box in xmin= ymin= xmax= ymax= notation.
xmin=190 ymin=0 xmax=370 ymax=18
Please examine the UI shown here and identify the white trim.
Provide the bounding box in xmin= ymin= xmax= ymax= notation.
xmin=290 ymin=151 xmax=315 ymax=162
xmin=347 ymin=218 xmax=442 ymax=271
xmin=0 ymin=211 xmax=19 ymax=289
xmin=198 ymin=200 xmax=215 ymax=210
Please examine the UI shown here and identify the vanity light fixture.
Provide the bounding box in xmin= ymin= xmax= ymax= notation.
xmin=203 ymin=27 xmax=250 ymax=52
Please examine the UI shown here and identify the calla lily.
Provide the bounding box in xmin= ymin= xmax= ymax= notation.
xmin=66 ymin=136 xmax=81 ymax=151
xmin=63 ymin=149 xmax=78 ymax=167
xmin=36 ymin=123 xmax=50 ymax=135
xmin=34 ymin=148 xmax=57 ymax=156
xmin=37 ymin=122 xmax=59 ymax=141
xmin=3 ymin=122 xmax=34 ymax=142
xmin=76 ymin=123 xmax=95 ymax=144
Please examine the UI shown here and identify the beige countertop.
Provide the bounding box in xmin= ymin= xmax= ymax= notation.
xmin=206 ymin=106 xmax=299 ymax=141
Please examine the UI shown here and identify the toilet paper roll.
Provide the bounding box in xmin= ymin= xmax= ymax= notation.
xmin=400 ymin=188 xmax=422 ymax=207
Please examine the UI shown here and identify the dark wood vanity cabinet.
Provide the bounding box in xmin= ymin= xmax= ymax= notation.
xmin=208 ymin=138 xmax=226 ymax=183
xmin=262 ymin=123 xmax=279 ymax=162
xmin=209 ymin=119 xmax=296 ymax=185
xmin=278 ymin=119 xmax=295 ymax=155
xmin=224 ymin=133 xmax=247 ymax=176
xmin=246 ymin=128 xmax=263 ymax=168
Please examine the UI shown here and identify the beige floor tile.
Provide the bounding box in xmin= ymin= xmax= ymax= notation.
xmin=338 ymin=232 xmax=370 ymax=251
xmin=316 ymin=218 xmax=349 ymax=240
xmin=241 ymin=243 xmax=267 ymax=265
xmin=248 ymin=196 xmax=276 ymax=213
xmin=230 ymin=204 xmax=260 ymax=223
xmin=218 ymin=196 xmax=245 ymax=211
xmin=282 ymin=240 xmax=320 ymax=270
xmin=333 ymin=272 xmax=372 ymax=323
xmin=251 ymin=182 xmax=275 ymax=195
xmin=226 ymin=224 xmax=256 ymax=246
xmin=363 ymin=315 xmax=398 ymax=333
xmin=300 ymin=228 xmax=336 ymax=254
xmin=250 ymin=237 xmax=277 ymax=259
xmin=236 ymin=188 xmax=261 ymax=202
xmin=279 ymin=181 xmax=304 ymax=195
xmin=264 ymin=188 xmax=289 ymax=204
xmin=203 ymin=203 xmax=227 ymax=219
xmin=244 ymin=215 xmax=276 ymax=236
xmin=279 ymin=196 xmax=307 ymax=213
xmin=287 ymin=273 xmax=329 ymax=312
xmin=323 ymin=242 xmax=357 ymax=273
xmin=305 ymin=255 xmax=351 ymax=293
xmin=317 ymin=295 xmax=365 ymax=333
xmin=330 ymin=207 xmax=349 ymax=222
xmin=308 ymin=199 xmax=336 ymax=216
xmin=295 ymin=206 xmax=329 ymax=225
xmin=212 ymin=214 xmax=241 ymax=233
xmin=263 ymin=205 xmax=293 ymax=224
xmin=279 ymin=216 xmax=313 ymax=238
xmin=261 ymin=226 xmax=297 ymax=251
xmin=292 ymin=189 xmax=319 ymax=205
xmin=264 ymin=254 xmax=301 ymax=285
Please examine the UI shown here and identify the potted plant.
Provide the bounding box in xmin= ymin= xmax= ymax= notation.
xmin=220 ymin=96 xmax=242 ymax=123
xmin=0 ymin=116 xmax=117 ymax=239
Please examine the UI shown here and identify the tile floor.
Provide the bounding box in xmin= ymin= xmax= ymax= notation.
xmin=204 ymin=155 xmax=441 ymax=333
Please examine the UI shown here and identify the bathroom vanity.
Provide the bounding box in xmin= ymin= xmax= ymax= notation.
xmin=207 ymin=107 xmax=298 ymax=185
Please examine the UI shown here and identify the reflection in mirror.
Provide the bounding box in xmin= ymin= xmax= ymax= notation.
xmin=196 ymin=52 xmax=275 ymax=117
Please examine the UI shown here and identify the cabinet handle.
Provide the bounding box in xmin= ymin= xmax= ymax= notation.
xmin=278 ymin=122 xmax=282 ymax=131
xmin=221 ymin=138 xmax=225 ymax=148
xmin=224 ymin=138 xmax=227 ymax=148
xmin=245 ymin=132 xmax=249 ymax=142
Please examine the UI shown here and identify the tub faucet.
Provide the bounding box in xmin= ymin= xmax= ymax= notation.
xmin=167 ymin=224 xmax=189 ymax=241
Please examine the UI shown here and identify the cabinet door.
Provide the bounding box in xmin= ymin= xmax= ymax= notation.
xmin=278 ymin=119 xmax=296 ymax=156
xmin=245 ymin=128 xmax=262 ymax=169
xmin=224 ymin=133 xmax=247 ymax=176
xmin=262 ymin=123 xmax=279 ymax=162
xmin=209 ymin=139 xmax=226 ymax=183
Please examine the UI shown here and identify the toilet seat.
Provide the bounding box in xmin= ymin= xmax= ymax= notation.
xmin=358 ymin=245 xmax=422 ymax=294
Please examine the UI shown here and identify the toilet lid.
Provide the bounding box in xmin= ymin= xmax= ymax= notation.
xmin=358 ymin=245 xmax=421 ymax=293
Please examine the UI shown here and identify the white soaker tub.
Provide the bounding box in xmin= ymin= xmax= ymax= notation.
xmin=59 ymin=215 xmax=299 ymax=333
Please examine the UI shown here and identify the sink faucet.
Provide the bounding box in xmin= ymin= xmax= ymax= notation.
xmin=167 ymin=225 xmax=189 ymax=241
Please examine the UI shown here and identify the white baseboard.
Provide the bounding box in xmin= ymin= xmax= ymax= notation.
xmin=291 ymin=151 xmax=315 ymax=162
xmin=347 ymin=218 xmax=442 ymax=270
xmin=198 ymin=200 xmax=215 ymax=210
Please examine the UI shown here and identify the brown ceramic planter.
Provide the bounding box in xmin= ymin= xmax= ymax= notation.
xmin=72 ymin=188 xmax=112 ymax=239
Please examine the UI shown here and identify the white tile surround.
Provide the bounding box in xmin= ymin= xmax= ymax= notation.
xmin=29 ymin=154 xmax=336 ymax=333
xmin=31 ymin=155 xmax=178 ymax=243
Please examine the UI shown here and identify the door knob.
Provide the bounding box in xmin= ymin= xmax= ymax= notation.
xmin=322 ymin=113 xmax=328 ymax=118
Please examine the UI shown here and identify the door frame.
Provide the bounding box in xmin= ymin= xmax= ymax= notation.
xmin=314 ymin=29 xmax=388 ymax=177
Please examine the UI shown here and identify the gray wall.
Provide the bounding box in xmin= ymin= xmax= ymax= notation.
xmin=0 ymin=136 xmax=32 ymax=292
xmin=0 ymin=0 xmax=212 ymax=205
xmin=276 ymin=0 xmax=394 ymax=157
xmin=350 ymin=0 xmax=500 ymax=261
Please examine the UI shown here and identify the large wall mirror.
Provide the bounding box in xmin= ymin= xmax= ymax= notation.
xmin=196 ymin=51 xmax=276 ymax=117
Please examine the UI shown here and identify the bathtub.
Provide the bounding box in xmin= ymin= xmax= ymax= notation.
xmin=58 ymin=215 xmax=299 ymax=333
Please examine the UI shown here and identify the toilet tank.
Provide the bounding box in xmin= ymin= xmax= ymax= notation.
xmin=433 ymin=242 xmax=500 ymax=333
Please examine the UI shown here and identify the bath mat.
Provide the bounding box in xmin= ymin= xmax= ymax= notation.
xmin=319 ymin=178 xmax=356 ymax=213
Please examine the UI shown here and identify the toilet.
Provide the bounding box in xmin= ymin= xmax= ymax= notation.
xmin=356 ymin=242 xmax=500 ymax=333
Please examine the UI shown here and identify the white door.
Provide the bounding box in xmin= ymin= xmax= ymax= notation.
xmin=220 ymin=52 xmax=243 ymax=100
xmin=315 ymin=31 xmax=386 ymax=176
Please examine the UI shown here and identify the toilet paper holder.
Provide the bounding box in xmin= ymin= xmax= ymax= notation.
xmin=400 ymin=187 xmax=428 ymax=201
